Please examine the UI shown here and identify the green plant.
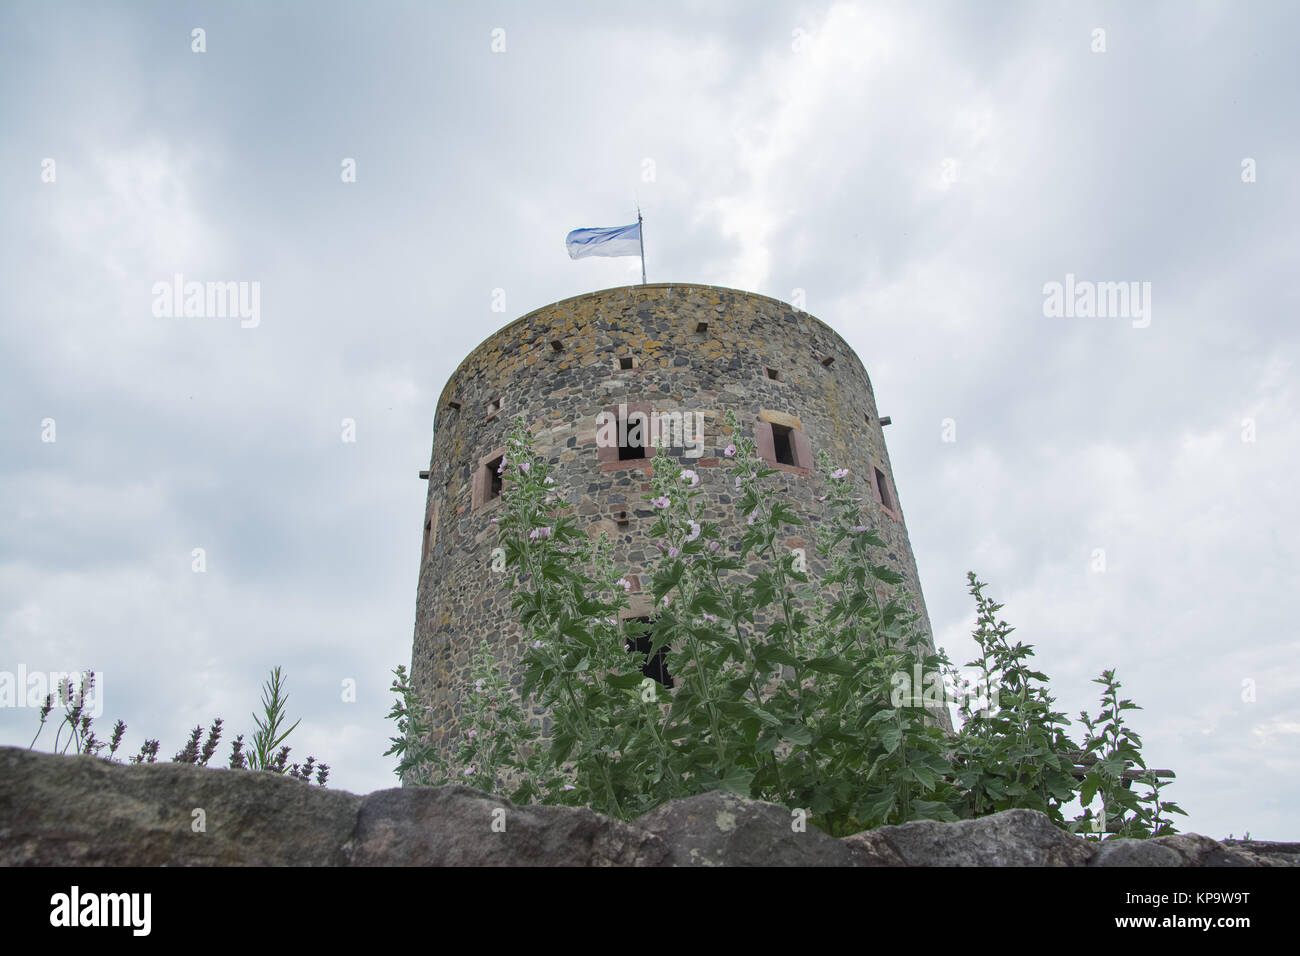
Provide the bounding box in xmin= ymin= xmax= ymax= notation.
xmin=1074 ymin=669 xmax=1184 ymax=838
xmin=244 ymin=666 xmax=301 ymax=771
xmin=948 ymin=575 xmax=1078 ymax=825
xmin=388 ymin=413 xmax=1183 ymax=839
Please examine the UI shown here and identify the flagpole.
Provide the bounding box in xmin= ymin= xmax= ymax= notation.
xmin=637 ymin=206 xmax=646 ymax=284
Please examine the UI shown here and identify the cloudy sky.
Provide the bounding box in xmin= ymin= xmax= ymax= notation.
xmin=2 ymin=0 xmax=1296 ymax=840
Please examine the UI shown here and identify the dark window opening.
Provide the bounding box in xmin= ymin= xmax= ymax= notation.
xmin=447 ymin=400 xmax=461 ymax=412
xmin=618 ymin=412 xmax=647 ymax=461
xmin=771 ymin=424 xmax=796 ymax=466
xmin=615 ymin=509 xmax=630 ymax=526
xmin=875 ymin=467 xmax=894 ymax=511
xmin=619 ymin=356 xmax=635 ymax=370
xmin=486 ymin=397 xmax=502 ymax=416
xmin=486 ymin=456 xmax=504 ymax=500
xmin=625 ymin=617 xmax=673 ymax=688
xmin=821 ymin=355 xmax=835 ymax=368
xmin=766 ymin=367 xmax=782 ymax=381
xmin=550 ymin=339 xmax=564 ymax=352
xmin=695 ymin=321 xmax=709 ymax=333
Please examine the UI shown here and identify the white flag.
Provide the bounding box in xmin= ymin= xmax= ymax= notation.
xmin=565 ymin=222 xmax=641 ymax=259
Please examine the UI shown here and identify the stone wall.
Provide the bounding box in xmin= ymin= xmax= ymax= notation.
xmin=412 ymin=283 xmax=936 ymax=763
xmin=3 ymin=748 xmax=1294 ymax=867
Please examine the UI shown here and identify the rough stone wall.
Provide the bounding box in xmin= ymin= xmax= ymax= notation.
xmin=5 ymin=748 xmax=1294 ymax=867
xmin=411 ymin=283 xmax=935 ymax=764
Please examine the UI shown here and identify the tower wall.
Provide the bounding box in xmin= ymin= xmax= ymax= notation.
xmin=411 ymin=283 xmax=934 ymax=762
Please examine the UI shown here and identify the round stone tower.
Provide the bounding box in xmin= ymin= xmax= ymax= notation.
xmin=411 ymin=283 xmax=935 ymax=761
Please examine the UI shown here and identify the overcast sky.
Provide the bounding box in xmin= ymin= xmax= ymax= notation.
xmin=2 ymin=0 xmax=1296 ymax=840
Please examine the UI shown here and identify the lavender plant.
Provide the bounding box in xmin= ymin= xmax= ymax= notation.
xmin=28 ymin=667 xmax=327 ymax=785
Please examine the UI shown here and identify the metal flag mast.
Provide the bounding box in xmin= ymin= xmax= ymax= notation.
xmin=637 ymin=205 xmax=646 ymax=284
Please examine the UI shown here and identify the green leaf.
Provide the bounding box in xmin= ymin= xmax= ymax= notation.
xmin=719 ymin=767 xmax=756 ymax=796
xmin=779 ymin=723 xmax=813 ymax=745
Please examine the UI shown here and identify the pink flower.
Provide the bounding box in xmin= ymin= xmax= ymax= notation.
xmin=619 ymin=578 xmax=632 ymax=592
xmin=464 ymin=766 xmax=475 ymax=776
xmin=832 ymin=468 xmax=849 ymax=479
xmin=529 ymin=526 xmax=552 ymax=540
xmin=734 ymin=477 xmax=742 ymax=488
xmin=532 ymin=640 xmax=543 ymax=649
xmin=468 ymin=729 xmax=477 ymax=739
xmin=747 ymin=513 xmax=757 ymax=526
xmin=681 ymin=469 xmax=699 ymax=486
xmin=563 ymin=784 xmax=576 ymax=791
xmin=544 ymin=476 xmax=555 ymax=485
xmin=724 ymin=444 xmax=736 ymax=457
xmin=816 ymin=495 xmax=827 ymax=503
xmin=853 ymin=525 xmax=869 ymax=532
xmin=685 ymin=521 xmax=701 ymax=542
xmin=653 ymin=496 xmax=671 ymax=509
xmin=519 ymin=461 xmax=531 ymax=473
xmin=497 ymin=458 xmax=507 ymax=474
xmin=708 ymin=541 xmax=720 ymax=552
xmin=668 ymin=547 xmax=680 ymax=558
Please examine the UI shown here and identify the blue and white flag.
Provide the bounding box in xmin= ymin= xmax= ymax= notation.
xmin=565 ymin=222 xmax=641 ymax=259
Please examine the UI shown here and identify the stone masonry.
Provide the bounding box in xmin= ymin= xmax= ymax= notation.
xmin=410 ymin=283 xmax=935 ymax=764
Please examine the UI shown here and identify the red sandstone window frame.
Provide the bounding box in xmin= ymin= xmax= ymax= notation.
xmin=471 ymin=446 xmax=507 ymax=510
xmin=872 ymin=465 xmax=902 ymax=522
xmin=754 ymin=410 xmax=813 ymax=476
xmin=597 ymin=401 xmax=655 ymax=472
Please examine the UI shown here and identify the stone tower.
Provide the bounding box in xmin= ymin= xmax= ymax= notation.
xmin=411 ymin=283 xmax=935 ymax=761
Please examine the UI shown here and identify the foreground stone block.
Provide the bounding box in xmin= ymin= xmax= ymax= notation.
xmin=0 ymin=746 xmax=362 ymax=866
xmin=871 ymin=809 xmax=1095 ymax=866
xmin=342 ymin=786 xmax=667 ymax=867
xmin=1088 ymin=839 xmax=1183 ymax=867
xmin=634 ymin=791 xmax=857 ymax=866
